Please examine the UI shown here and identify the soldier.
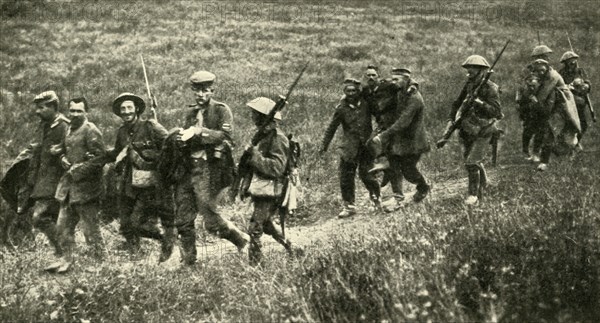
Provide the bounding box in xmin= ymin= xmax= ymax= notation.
xmin=25 ymin=91 xmax=69 ymax=269
xmin=53 ymin=97 xmax=106 ymax=268
xmin=559 ymin=51 xmax=592 ymax=149
xmin=172 ymin=70 xmax=248 ymax=265
xmin=531 ymin=45 xmax=553 ymax=61
xmin=516 ymin=74 xmax=544 ymax=161
xmin=370 ymin=68 xmax=430 ymax=211
xmin=243 ymin=97 xmax=301 ymax=265
xmin=530 ymin=59 xmax=580 ymax=171
xmin=320 ymin=78 xmax=381 ymax=218
xmin=106 ymin=93 xmax=175 ymax=262
xmin=441 ymin=56 xmax=502 ymax=205
xmin=515 ymin=45 xmax=553 ymax=162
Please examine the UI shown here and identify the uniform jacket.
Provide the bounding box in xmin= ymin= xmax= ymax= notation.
xmin=181 ymin=99 xmax=236 ymax=192
xmin=249 ymin=124 xmax=289 ymax=180
xmin=27 ymin=114 xmax=70 ymax=200
xmin=450 ymin=79 xmax=502 ymax=138
xmin=107 ymin=118 xmax=169 ymax=198
xmin=378 ymin=86 xmax=430 ymax=156
xmin=183 ymin=99 xmax=233 ymax=156
xmin=559 ymin=66 xmax=586 ymax=85
xmin=55 ymin=120 xmax=106 ymax=204
xmin=321 ymin=97 xmax=373 ymax=161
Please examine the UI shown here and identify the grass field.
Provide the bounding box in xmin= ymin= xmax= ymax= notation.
xmin=1 ymin=0 xmax=600 ymax=321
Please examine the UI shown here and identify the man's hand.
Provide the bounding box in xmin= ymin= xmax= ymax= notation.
xmin=60 ymin=155 xmax=72 ymax=170
xmin=49 ymin=144 xmax=63 ymax=156
xmin=178 ymin=127 xmax=199 ymax=142
xmin=436 ymin=138 xmax=448 ymax=149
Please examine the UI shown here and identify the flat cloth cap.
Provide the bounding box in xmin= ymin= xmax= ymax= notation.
xmin=190 ymin=70 xmax=216 ymax=85
xmin=112 ymin=92 xmax=145 ymax=115
xmin=246 ymin=97 xmax=282 ymax=120
xmin=391 ymin=67 xmax=411 ymax=75
xmin=33 ymin=91 xmax=59 ymax=104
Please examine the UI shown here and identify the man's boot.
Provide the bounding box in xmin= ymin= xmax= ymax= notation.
xmin=465 ymin=166 xmax=480 ymax=205
xmin=159 ymin=227 xmax=176 ymax=263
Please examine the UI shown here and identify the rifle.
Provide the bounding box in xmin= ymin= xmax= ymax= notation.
xmin=140 ymin=55 xmax=158 ymax=120
xmin=231 ymin=62 xmax=309 ymax=201
xmin=436 ymin=40 xmax=510 ymax=148
xmin=566 ymin=33 xmax=595 ymax=122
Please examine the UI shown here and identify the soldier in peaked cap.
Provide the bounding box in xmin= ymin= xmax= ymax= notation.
xmin=23 ymin=91 xmax=70 ymax=270
xmin=169 ymin=70 xmax=248 ymax=265
xmin=243 ymin=97 xmax=302 ymax=265
xmin=320 ymin=78 xmax=381 ymax=218
xmin=105 ymin=92 xmax=176 ymax=262
xmin=371 ymin=68 xmax=430 ymax=211
xmin=558 ymin=51 xmax=592 ymax=149
xmin=440 ymin=55 xmax=502 ymax=205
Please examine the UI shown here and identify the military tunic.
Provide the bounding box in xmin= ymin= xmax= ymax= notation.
xmin=175 ymin=99 xmax=247 ymax=265
xmin=247 ymin=124 xmax=293 ymax=265
xmin=378 ymin=86 xmax=430 ymax=198
xmin=54 ymin=119 xmax=106 ymax=258
xmin=321 ymin=97 xmax=380 ymax=205
xmin=27 ymin=113 xmax=69 ymax=256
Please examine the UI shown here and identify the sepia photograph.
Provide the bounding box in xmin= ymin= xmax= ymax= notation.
xmin=1 ymin=0 xmax=599 ymax=321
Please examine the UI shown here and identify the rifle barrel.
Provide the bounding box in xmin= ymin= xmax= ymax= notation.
xmin=140 ymin=55 xmax=152 ymax=100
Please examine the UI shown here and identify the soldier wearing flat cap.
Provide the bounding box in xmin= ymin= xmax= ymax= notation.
xmin=21 ymin=91 xmax=70 ymax=269
xmin=320 ymin=78 xmax=381 ymax=218
xmin=440 ymin=56 xmax=503 ymax=205
xmin=105 ymin=93 xmax=176 ymax=262
xmin=171 ymin=70 xmax=248 ymax=265
xmin=371 ymin=68 xmax=430 ymax=211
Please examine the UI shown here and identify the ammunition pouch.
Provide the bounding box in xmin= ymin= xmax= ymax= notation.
xmin=248 ymin=174 xmax=284 ymax=198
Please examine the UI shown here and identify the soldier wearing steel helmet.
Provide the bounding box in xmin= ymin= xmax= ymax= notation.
xmin=22 ymin=91 xmax=70 ymax=270
xmin=529 ymin=59 xmax=580 ymax=171
xmin=446 ymin=55 xmax=502 ymax=205
xmin=172 ymin=70 xmax=248 ymax=265
xmin=243 ymin=97 xmax=302 ymax=265
xmin=105 ymin=93 xmax=176 ymax=262
xmin=559 ymin=51 xmax=592 ymax=149
xmin=320 ymin=78 xmax=381 ymax=218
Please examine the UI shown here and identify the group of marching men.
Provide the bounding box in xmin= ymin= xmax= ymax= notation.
xmin=0 ymin=45 xmax=592 ymax=272
xmin=2 ymin=70 xmax=303 ymax=272
xmin=320 ymin=44 xmax=592 ymax=217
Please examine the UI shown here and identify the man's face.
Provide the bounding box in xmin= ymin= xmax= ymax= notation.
xmin=365 ymin=68 xmax=379 ymax=86
xmin=466 ymin=66 xmax=483 ymax=80
xmin=35 ymin=103 xmax=56 ymax=121
xmin=391 ymin=74 xmax=410 ymax=88
xmin=532 ymin=64 xmax=548 ymax=78
xmin=69 ymin=101 xmax=87 ymax=125
xmin=251 ymin=110 xmax=264 ymax=127
xmin=192 ymin=84 xmax=214 ymax=106
xmin=119 ymin=100 xmax=137 ymax=123
xmin=566 ymin=58 xmax=578 ymax=70
xmin=343 ymin=85 xmax=359 ymax=99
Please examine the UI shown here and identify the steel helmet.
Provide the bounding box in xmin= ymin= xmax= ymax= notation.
xmin=246 ymin=97 xmax=282 ymax=120
xmin=461 ymin=55 xmax=490 ymax=68
xmin=531 ymin=45 xmax=553 ymax=57
xmin=560 ymin=51 xmax=579 ymax=63
xmin=112 ymin=92 xmax=146 ymax=115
